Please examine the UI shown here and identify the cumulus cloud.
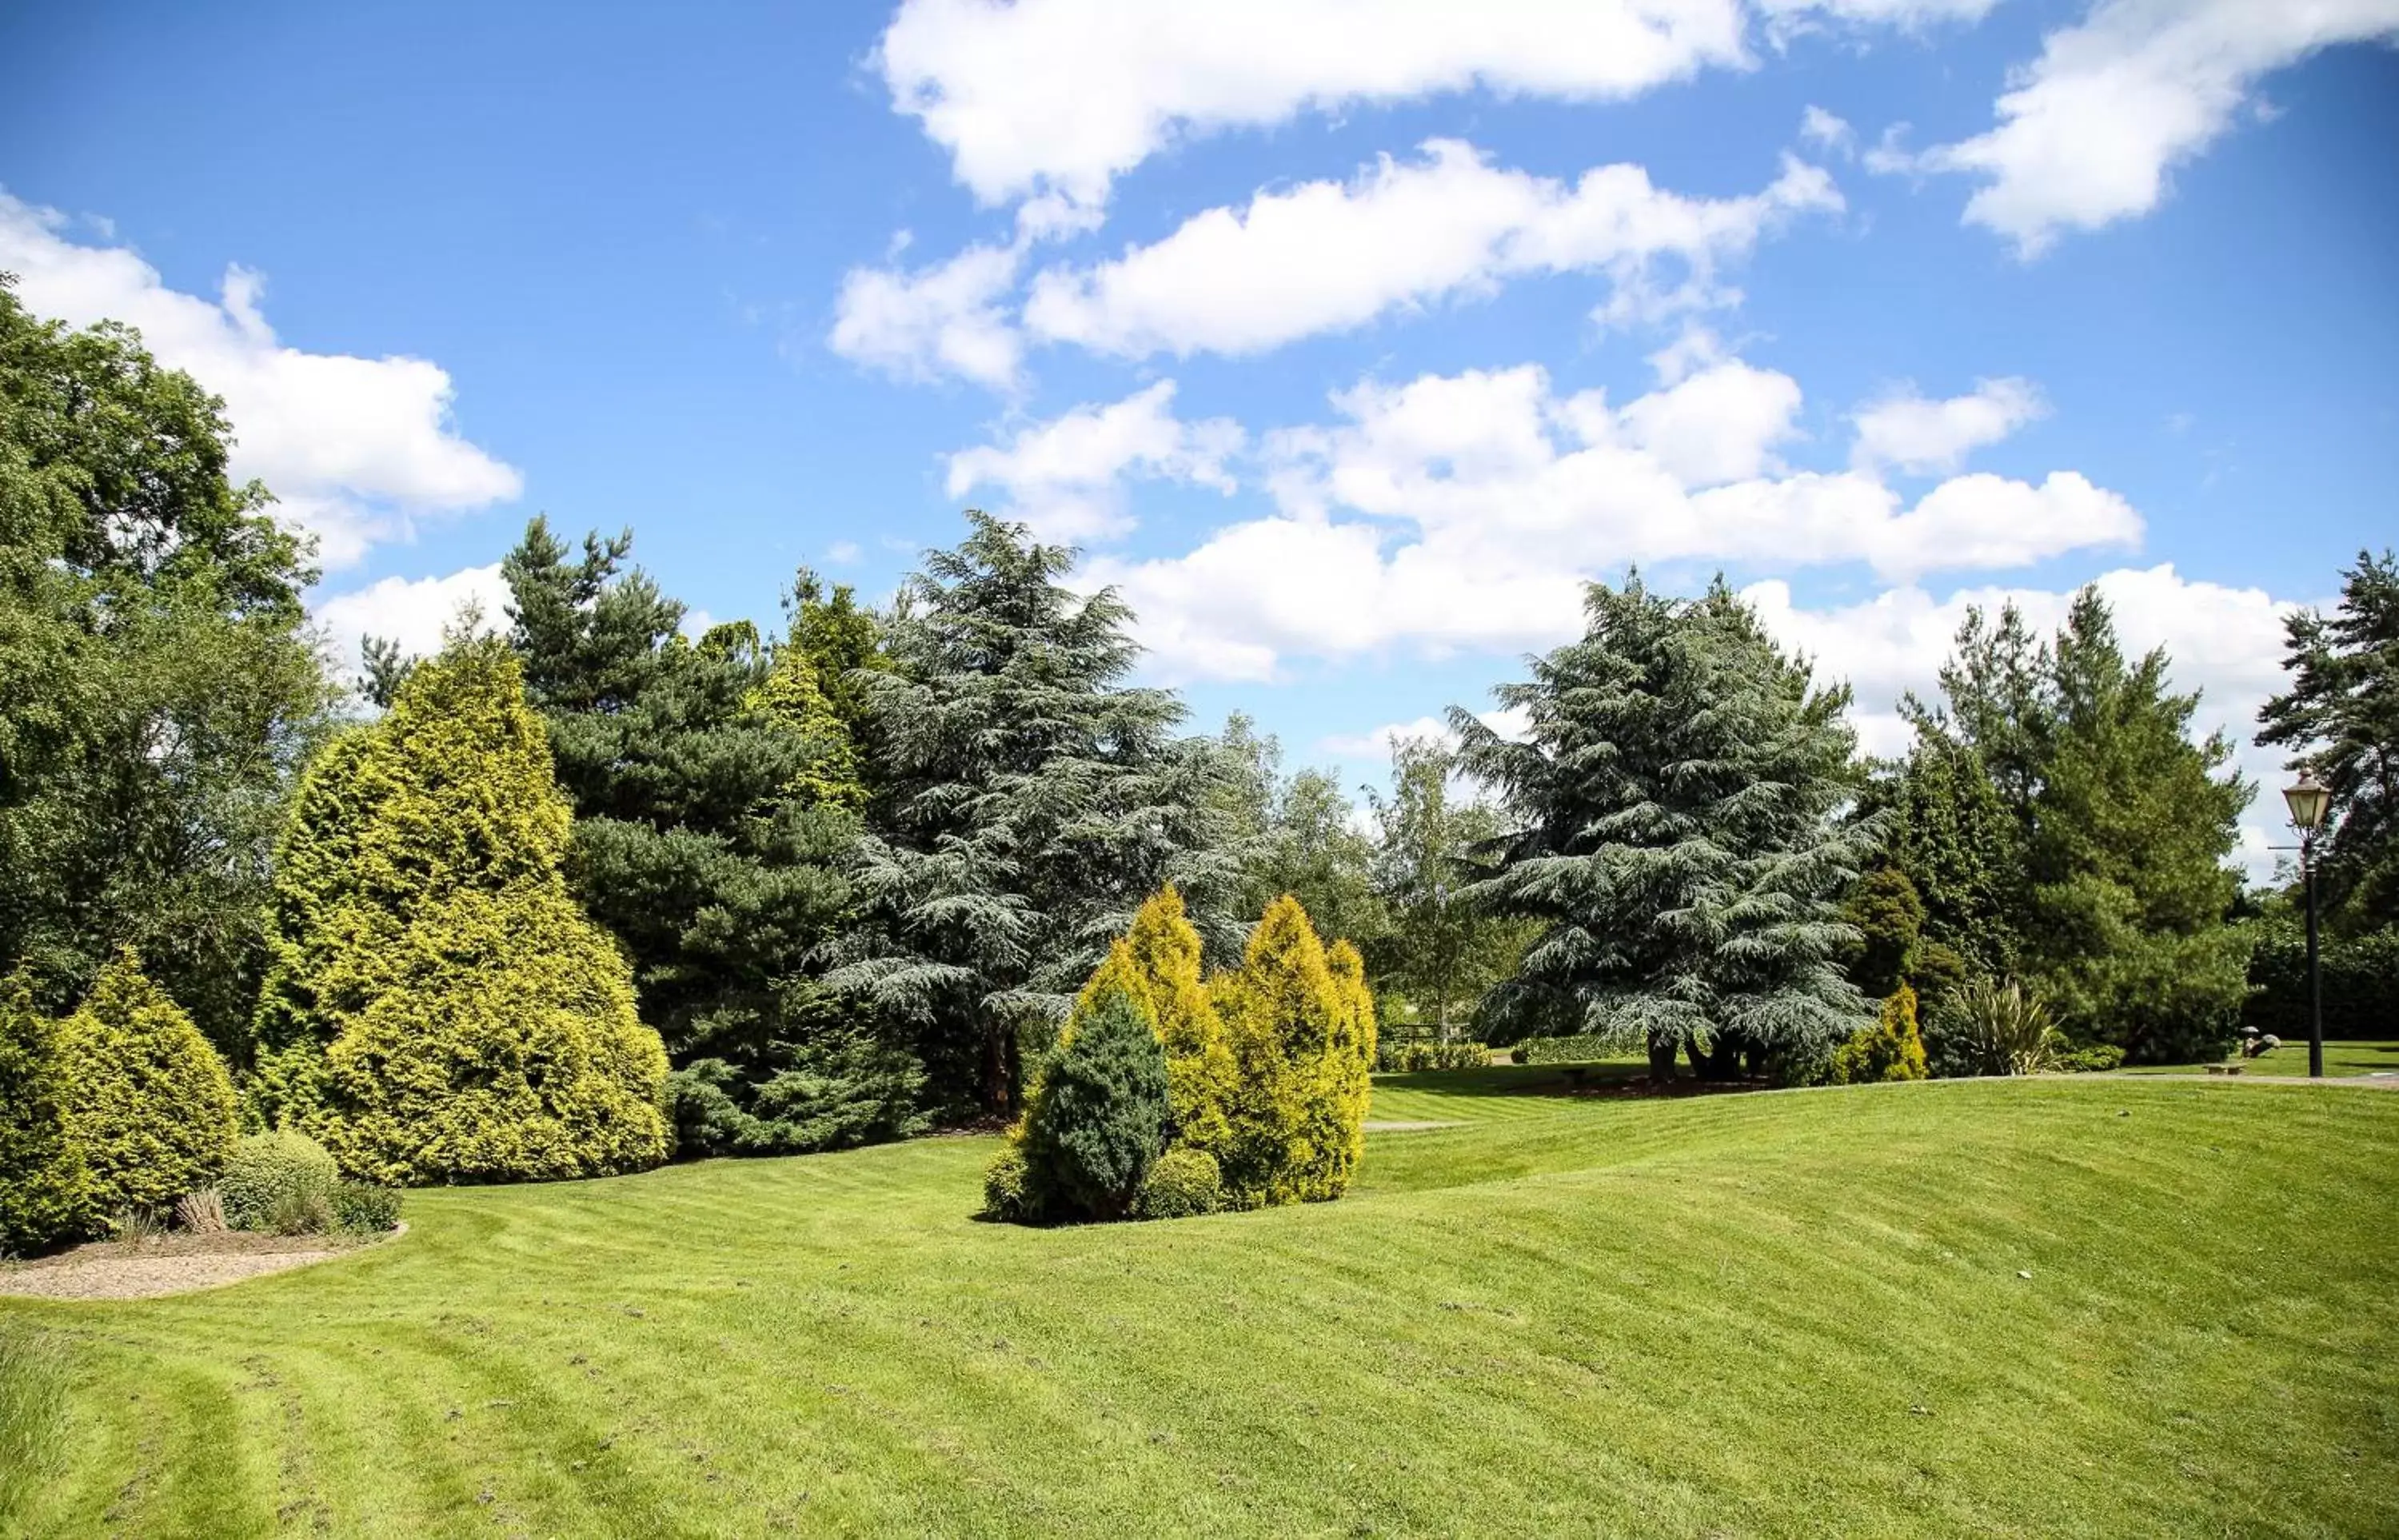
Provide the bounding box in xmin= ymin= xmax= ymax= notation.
xmin=1910 ymin=0 xmax=2399 ymax=253
xmin=944 ymin=381 xmax=1243 ymax=541
xmin=1746 ymin=564 xmax=2305 ymax=874
xmin=312 ymin=563 xmax=513 ymax=680
xmin=1799 ymin=105 xmax=1856 ymax=154
xmin=1022 ymin=142 xmax=1838 ymax=359
xmin=0 ymin=193 xmax=521 ymax=569
xmin=1850 ymin=377 xmax=2047 ymax=473
xmin=1090 ymin=359 xmax=2140 ymax=682
xmin=876 ymin=0 xmax=1757 ymax=211
xmin=828 ymin=239 xmax=1025 ymax=390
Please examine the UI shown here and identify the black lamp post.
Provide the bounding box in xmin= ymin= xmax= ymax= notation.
xmin=2281 ymin=768 xmax=2332 ymax=1079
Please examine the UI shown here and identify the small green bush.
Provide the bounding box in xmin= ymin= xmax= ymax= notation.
xmin=60 ymin=952 xmax=238 ymax=1217
xmin=1510 ymin=1034 xmax=1618 ymax=1067
xmin=1384 ymin=1039 xmax=1492 ymax=1072
xmin=329 ymin=1183 xmax=403 ymax=1235
xmin=1019 ymin=985 xmax=1172 ymax=1221
xmin=1134 ymin=1147 xmax=1222 ymax=1220
xmin=2058 ymin=1043 xmax=2127 ymax=1073
xmin=981 ymin=1145 xmax=1038 ymax=1223
xmin=222 ymin=1131 xmax=339 ymax=1231
xmin=0 ymin=977 xmax=93 ymax=1256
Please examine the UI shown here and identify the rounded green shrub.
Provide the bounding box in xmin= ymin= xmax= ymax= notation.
xmin=1019 ymin=984 xmax=1171 ymax=1221
xmin=221 ymin=1131 xmax=339 ymax=1231
xmin=329 ymin=1183 xmax=404 ymax=1235
xmin=60 ymin=952 xmax=237 ymax=1216
xmin=981 ymin=1144 xmax=1037 ymax=1223
xmin=1134 ymin=1146 xmax=1222 ymax=1220
xmin=0 ymin=977 xmax=93 ymax=1255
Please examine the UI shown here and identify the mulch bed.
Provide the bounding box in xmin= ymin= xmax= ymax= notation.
xmin=0 ymin=1226 xmax=401 ymax=1302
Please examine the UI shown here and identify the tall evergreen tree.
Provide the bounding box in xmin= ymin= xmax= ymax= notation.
xmin=1454 ymin=575 xmax=1876 ymax=1080
xmin=0 ymin=277 xmax=337 ymax=1058
xmin=828 ymin=513 xmax=1243 ymax=1113
xmin=1866 ymin=734 xmax=2021 ymax=978
xmin=2257 ymin=548 xmax=2399 ymax=933
xmin=62 ymin=951 xmax=238 ymax=1215
xmin=497 ymin=519 xmax=919 ymax=1155
xmin=250 ymin=629 xmax=669 ymax=1183
xmin=0 ymin=974 xmax=91 ymax=1253
xmin=1916 ymin=589 xmax=2250 ymax=1060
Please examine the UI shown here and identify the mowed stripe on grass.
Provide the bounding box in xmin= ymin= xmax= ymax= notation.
xmin=3 ymin=1076 xmax=2394 ymax=1538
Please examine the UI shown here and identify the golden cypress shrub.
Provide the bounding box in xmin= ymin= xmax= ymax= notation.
xmin=1315 ymin=939 xmax=1378 ymax=1198
xmin=1079 ymin=885 xmax=1237 ymax=1161
xmin=0 ymin=975 xmax=93 ymax=1253
xmin=1211 ymin=896 xmax=1344 ymax=1209
xmin=1831 ymin=983 xmax=1930 ymax=1084
xmin=257 ymin=632 xmax=671 ymax=1184
xmin=60 ymin=952 xmax=238 ymax=1215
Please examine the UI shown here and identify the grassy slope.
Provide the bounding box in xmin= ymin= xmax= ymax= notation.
xmin=4 ymin=1076 xmax=2395 ymax=1538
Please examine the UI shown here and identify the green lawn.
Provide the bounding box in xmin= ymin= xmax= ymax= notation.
xmin=5 ymin=1075 xmax=2397 ymax=1538
xmin=2117 ymin=1039 xmax=2399 ymax=1079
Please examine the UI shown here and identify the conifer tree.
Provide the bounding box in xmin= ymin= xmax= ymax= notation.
xmin=1076 ymin=886 xmax=1238 ymax=1159
xmin=1316 ymin=939 xmax=1377 ymax=1198
xmin=830 ymin=513 xmax=1243 ymax=1114
xmin=1016 ymin=982 xmax=1172 ymax=1220
xmin=61 ymin=951 xmax=238 ymax=1214
xmin=2257 ymin=548 xmax=2399 ymax=933
xmin=1455 ymin=576 xmax=1877 ymax=1080
xmin=0 ymin=975 xmax=92 ymax=1253
xmin=1830 ymin=983 xmax=1929 ymax=1084
xmin=251 ymin=629 xmax=670 ymax=1183
xmin=1210 ymin=896 xmax=1348 ymax=1207
xmin=1917 ymin=589 xmax=2250 ymax=1060
xmin=496 ymin=520 xmax=919 ymax=1156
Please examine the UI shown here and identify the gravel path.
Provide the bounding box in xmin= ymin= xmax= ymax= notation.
xmin=0 ymin=1226 xmax=402 ymax=1302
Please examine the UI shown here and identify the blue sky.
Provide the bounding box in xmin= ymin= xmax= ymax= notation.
xmin=5 ymin=0 xmax=2397 ymax=868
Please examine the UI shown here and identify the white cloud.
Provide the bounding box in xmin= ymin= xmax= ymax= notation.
xmin=1800 ymin=105 xmax=1856 ymax=154
xmin=1095 ymin=359 xmax=2141 ymax=682
xmin=876 ymin=0 xmax=1757 ymax=211
xmin=1318 ymin=706 xmax=1533 ymax=759
xmin=1744 ymin=563 xmax=2305 ymax=874
xmin=1023 ymin=142 xmax=1840 ymax=359
xmin=944 ymin=381 xmax=1242 ymax=541
xmin=1758 ymin=0 xmax=1998 ymax=30
xmin=0 ymin=193 xmax=522 ymax=569
xmin=1913 ymin=0 xmax=2399 ymax=253
xmin=313 ymin=563 xmax=512 ymax=679
xmin=828 ymin=239 xmax=1024 ymax=389
xmin=1850 ymin=377 xmax=2047 ymax=473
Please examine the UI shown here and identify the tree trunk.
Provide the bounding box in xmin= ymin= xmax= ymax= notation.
xmin=1687 ymin=1033 xmax=1742 ymax=1082
xmin=984 ymin=1022 xmax=1020 ymax=1115
xmin=1646 ymin=1031 xmax=1679 ymax=1083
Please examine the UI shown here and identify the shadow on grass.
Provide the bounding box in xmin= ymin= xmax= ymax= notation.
xmin=1371 ymin=1062 xmax=1769 ymax=1103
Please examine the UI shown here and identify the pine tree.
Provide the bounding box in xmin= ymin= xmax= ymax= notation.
xmin=828 ymin=513 xmax=1243 ymax=1114
xmin=251 ymin=629 xmax=670 ymax=1183
xmin=496 ymin=519 xmax=918 ymax=1157
xmin=1455 ymin=576 xmax=1877 ymax=1081
xmin=61 ymin=951 xmax=238 ymax=1215
xmin=2257 ymin=549 xmax=2399 ymax=933
xmin=1869 ymin=734 xmax=2021 ymax=977
xmin=0 ymin=975 xmax=92 ymax=1253
xmin=1017 ymin=981 xmax=1172 ymax=1221
xmin=1919 ymin=588 xmax=2251 ymax=1060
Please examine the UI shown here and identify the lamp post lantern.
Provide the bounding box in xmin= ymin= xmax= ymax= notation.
xmin=2281 ymin=768 xmax=2332 ymax=1079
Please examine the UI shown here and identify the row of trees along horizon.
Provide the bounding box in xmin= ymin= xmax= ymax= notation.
xmin=6 ymin=277 xmax=2399 ymax=1225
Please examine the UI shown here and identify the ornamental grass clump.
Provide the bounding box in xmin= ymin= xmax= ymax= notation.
xmin=1955 ymin=977 xmax=2063 ymax=1076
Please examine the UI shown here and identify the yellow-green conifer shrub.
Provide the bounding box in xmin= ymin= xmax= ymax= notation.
xmin=1079 ymin=886 xmax=1238 ymax=1161
xmin=745 ymin=636 xmax=865 ymax=809
xmin=258 ymin=632 xmax=670 ymax=1184
xmin=0 ymin=975 xmax=93 ymax=1253
xmin=1209 ymin=896 xmax=1347 ymax=1209
xmin=1831 ymin=983 xmax=1930 ymax=1085
xmin=60 ymin=952 xmax=238 ymax=1215
xmin=1311 ymin=939 xmax=1377 ymax=1198
xmin=248 ymin=728 xmax=377 ymax=1132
